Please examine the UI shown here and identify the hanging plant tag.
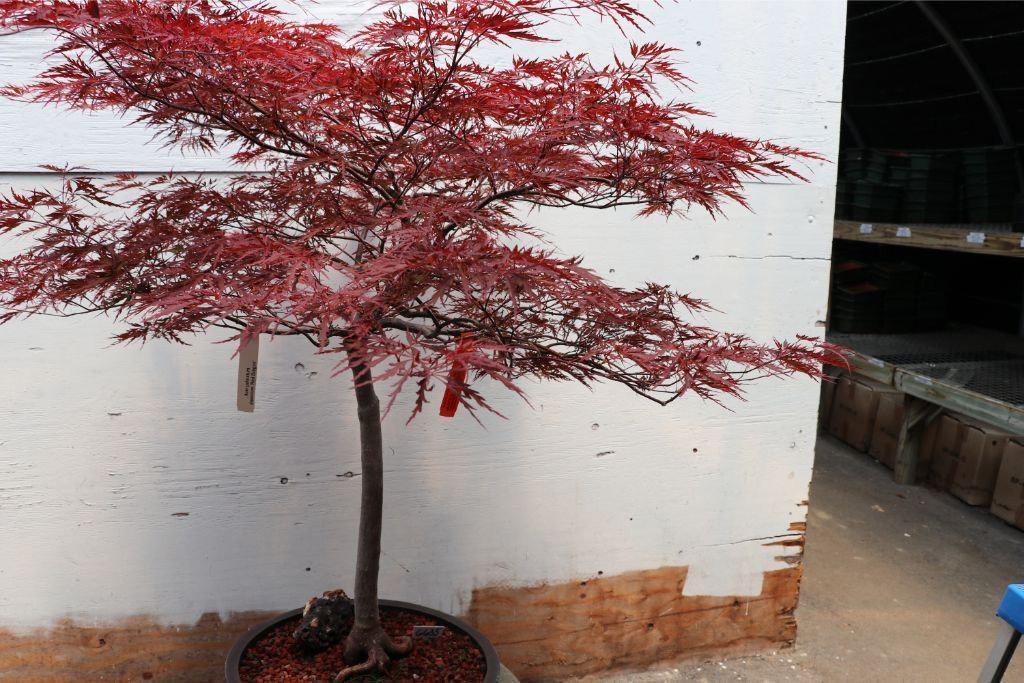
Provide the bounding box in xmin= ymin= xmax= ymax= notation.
xmin=439 ymin=336 xmax=475 ymax=418
xmin=412 ymin=625 xmax=446 ymax=639
xmin=236 ymin=335 xmax=260 ymax=412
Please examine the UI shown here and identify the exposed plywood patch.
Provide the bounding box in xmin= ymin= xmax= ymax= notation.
xmin=466 ymin=565 xmax=802 ymax=682
xmin=0 ymin=611 xmax=273 ymax=682
xmin=0 ymin=562 xmax=803 ymax=681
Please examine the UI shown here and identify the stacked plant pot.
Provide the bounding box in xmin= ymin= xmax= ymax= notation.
xmin=836 ymin=149 xmax=902 ymax=222
xmin=889 ymin=152 xmax=958 ymax=224
xmin=961 ymin=148 xmax=1017 ymax=223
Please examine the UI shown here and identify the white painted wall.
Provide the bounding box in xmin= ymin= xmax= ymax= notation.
xmin=0 ymin=1 xmax=846 ymax=629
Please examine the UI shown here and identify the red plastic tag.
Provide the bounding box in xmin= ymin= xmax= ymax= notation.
xmin=439 ymin=337 xmax=474 ymax=418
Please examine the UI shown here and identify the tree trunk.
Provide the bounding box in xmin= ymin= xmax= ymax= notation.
xmin=347 ymin=338 xmax=385 ymax=652
xmin=336 ymin=338 xmax=411 ymax=680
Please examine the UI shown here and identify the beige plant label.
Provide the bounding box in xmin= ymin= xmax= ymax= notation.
xmin=236 ymin=335 xmax=259 ymax=412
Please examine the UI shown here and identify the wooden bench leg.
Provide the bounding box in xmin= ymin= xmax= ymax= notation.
xmin=978 ymin=621 xmax=1020 ymax=683
xmin=893 ymin=398 xmax=941 ymax=485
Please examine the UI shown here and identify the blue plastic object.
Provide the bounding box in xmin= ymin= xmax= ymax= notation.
xmin=997 ymin=585 xmax=1024 ymax=633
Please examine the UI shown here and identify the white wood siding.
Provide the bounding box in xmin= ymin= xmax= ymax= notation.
xmin=0 ymin=0 xmax=845 ymax=629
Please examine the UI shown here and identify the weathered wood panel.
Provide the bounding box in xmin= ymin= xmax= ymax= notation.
xmin=0 ymin=612 xmax=272 ymax=682
xmin=467 ymin=566 xmax=802 ymax=681
xmin=0 ymin=563 xmax=805 ymax=682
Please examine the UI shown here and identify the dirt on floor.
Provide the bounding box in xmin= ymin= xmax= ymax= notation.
xmin=594 ymin=435 xmax=1024 ymax=682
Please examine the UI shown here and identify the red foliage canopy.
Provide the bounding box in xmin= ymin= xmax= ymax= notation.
xmin=0 ymin=0 xmax=835 ymax=417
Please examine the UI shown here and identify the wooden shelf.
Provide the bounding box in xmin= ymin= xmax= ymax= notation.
xmin=830 ymin=330 xmax=1024 ymax=425
xmin=834 ymin=219 xmax=1024 ymax=257
xmin=829 ymin=329 xmax=1024 ymax=483
xmin=844 ymin=351 xmax=1024 ymax=434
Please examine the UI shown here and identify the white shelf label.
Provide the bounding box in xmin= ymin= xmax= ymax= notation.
xmin=895 ymin=226 xmax=912 ymax=238
xmin=868 ymin=357 xmax=885 ymax=368
xmin=966 ymin=231 xmax=986 ymax=244
xmin=859 ymin=223 xmax=874 ymax=234
xmin=1019 ymin=235 xmax=1024 ymax=249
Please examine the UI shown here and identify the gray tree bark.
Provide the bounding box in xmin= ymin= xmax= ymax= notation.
xmin=335 ymin=338 xmax=411 ymax=681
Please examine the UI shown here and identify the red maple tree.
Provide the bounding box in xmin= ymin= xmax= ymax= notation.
xmin=0 ymin=0 xmax=835 ymax=678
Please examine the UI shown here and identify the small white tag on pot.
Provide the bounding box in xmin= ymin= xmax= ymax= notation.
xmin=859 ymin=223 xmax=873 ymax=234
xmin=236 ymin=335 xmax=260 ymax=412
xmin=412 ymin=625 xmax=446 ymax=639
xmin=895 ymin=226 xmax=912 ymax=238
xmin=966 ymin=231 xmax=986 ymax=244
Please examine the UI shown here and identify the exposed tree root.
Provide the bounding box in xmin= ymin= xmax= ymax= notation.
xmin=332 ymin=648 xmax=383 ymax=683
xmin=332 ymin=626 xmax=413 ymax=682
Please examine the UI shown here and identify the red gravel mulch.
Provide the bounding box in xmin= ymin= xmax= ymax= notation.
xmin=238 ymin=607 xmax=487 ymax=682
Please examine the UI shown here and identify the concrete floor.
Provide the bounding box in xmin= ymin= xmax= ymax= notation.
xmin=603 ymin=435 xmax=1024 ymax=682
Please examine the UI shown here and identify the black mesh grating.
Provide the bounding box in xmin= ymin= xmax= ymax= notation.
xmin=901 ymin=360 xmax=1024 ymax=407
xmin=828 ymin=328 xmax=1024 ymax=407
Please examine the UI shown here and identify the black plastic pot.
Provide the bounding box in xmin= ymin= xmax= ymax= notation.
xmin=225 ymin=599 xmax=500 ymax=683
